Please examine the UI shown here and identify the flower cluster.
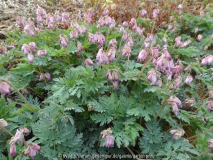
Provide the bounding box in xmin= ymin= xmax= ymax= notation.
xmin=167 ymin=95 xmax=182 ymax=115
xmin=88 ymin=32 xmax=105 ymax=46
xmin=21 ymin=42 xmax=38 ymax=63
xmin=169 ymin=128 xmax=185 ymax=141
xmin=201 ymin=55 xmax=213 ymax=66
xmin=147 ymin=69 xmax=162 ymax=86
xmin=100 ymin=128 xmax=114 ymax=147
xmin=106 ymin=69 xmax=119 ymax=90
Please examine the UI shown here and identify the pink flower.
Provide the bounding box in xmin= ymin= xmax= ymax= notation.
xmin=195 ymin=28 xmax=199 ymax=33
xmin=70 ymin=30 xmax=79 ymax=39
xmin=209 ymin=90 xmax=213 ymax=98
xmin=153 ymin=9 xmax=160 ymax=19
xmin=45 ymin=73 xmax=51 ymax=80
xmin=121 ymin=44 xmax=131 ymax=57
xmin=21 ymin=127 xmax=30 ymax=134
xmin=173 ymin=61 xmax=183 ymax=75
xmin=106 ymin=47 xmax=117 ymax=62
xmin=104 ymin=136 xmax=114 ymax=147
xmin=46 ymin=14 xmax=54 ymax=29
xmin=16 ymin=16 xmax=26 ymax=27
xmin=177 ymin=4 xmax=183 ymax=10
xmin=104 ymin=16 xmax=112 ymax=26
xmin=10 ymin=129 xmax=24 ymax=146
xmin=122 ymin=31 xmax=127 ymax=41
xmin=141 ymin=9 xmax=147 ymax=17
xmin=110 ymin=19 xmax=116 ymax=30
xmin=10 ymin=144 xmax=16 ymax=157
xmin=168 ymin=96 xmax=182 ymax=115
xmin=21 ymin=44 xmax=31 ymax=55
xmin=62 ymin=12 xmax=70 ymax=24
xmin=29 ymin=42 xmax=37 ymax=52
xmin=55 ymin=11 xmax=61 ymax=22
xmin=175 ymin=36 xmax=182 ymax=47
xmin=36 ymin=5 xmax=46 ymax=23
xmin=96 ymin=47 xmax=108 ymax=65
xmin=84 ymin=58 xmax=94 ymax=66
xmin=28 ymin=54 xmax=34 ymax=63
xmin=185 ymin=76 xmax=193 ymax=84
xmin=77 ymin=42 xmax=83 ymax=54
xmin=208 ymin=101 xmax=213 ymax=111
xmin=122 ymin=21 xmax=129 ymax=28
xmin=102 ymin=9 xmax=109 ymax=16
xmin=197 ymin=34 xmax=203 ymax=41
xmin=162 ymin=37 xmax=167 ymax=43
xmin=37 ymin=50 xmax=47 ymax=57
xmin=129 ymin=18 xmax=137 ymax=26
xmin=0 ymin=81 xmax=11 ymax=96
xmin=167 ymin=24 xmax=173 ymax=30
xmin=208 ymin=139 xmax=213 ymax=149
xmin=147 ymin=69 xmax=161 ymax=86
xmin=24 ymin=142 xmax=41 ymax=159
xmin=0 ymin=118 xmax=8 ymax=128
xmin=137 ymin=49 xmax=148 ymax=62
xmin=106 ymin=70 xmax=113 ymax=82
xmin=77 ymin=25 xmax=87 ymax=35
xmin=109 ymin=39 xmax=117 ymax=49
xmin=59 ymin=35 xmax=69 ymax=48
xmin=169 ymin=128 xmax=185 ymax=141
xmin=173 ymin=75 xmax=182 ymax=91
xmin=84 ymin=9 xmax=94 ymax=24
xmin=181 ymin=39 xmax=191 ymax=48
xmin=0 ymin=45 xmax=7 ymax=56
xmin=24 ymin=24 xmax=35 ymax=37
xmin=201 ymin=55 xmax=213 ymax=66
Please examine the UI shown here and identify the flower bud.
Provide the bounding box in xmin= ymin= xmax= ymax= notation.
xmin=185 ymin=76 xmax=193 ymax=84
xmin=10 ymin=144 xmax=16 ymax=157
xmin=77 ymin=42 xmax=83 ymax=54
xmin=0 ymin=118 xmax=8 ymax=128
xmin=59 ymin=34 xmax=69 ymax=48
xmin=197 ymin=34 xmax=203 ymax=41
xmin=28 ymin=54 xmax=34 ymax=63
xmin=0 ymin=81 xmax=11 ymax=96
xmin=84 ymin=58 xmax=94 ymax=66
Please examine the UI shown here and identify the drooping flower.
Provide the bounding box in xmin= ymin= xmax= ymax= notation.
xmin=208 ymin=101 xmax=213 ymax=111
xmin=141 ymin=9 xmax=147 ymax=17
xmin=175 ymin=36 xmax=181 ymax=47
xmin=84 ymin=58 xmax=94 ymax=66
xmin=70 ymin=30 xmax=79 ymax=39
xmin=185 ymin=76 xmax=193 ymax=84
xmin=153 ymin=9 xmax=160 ymax=19
xmin=46 ymin=14 xmax=54 ymax=29
xmin=137 ymin=49 xmax=148 ymax=62
xmin=169 ymin=128 xmax=185 ymax=141
xmin=0 ymin=118 xmax=8 ymax=128
xmin=62 ymin=12 xmax=70 ymax=24
xmin=10 ymin=144 xmax=16 ymax=157
xmin=0 ymin=81 xmax=11 ymax=96
xmin=122 ymin=31 xmax=127 ymax=41
xmin=168 ymin=96 xmax=182 ymax=115
xmin=16 ymin=16 xmax=26 ymax=27
xmin=77 ymin=42 xmax=83 ymax=54
xmin=162 ymin=37 xmax=167 ymax=43
xmin=208 ymin=139 xmax=213 ymax=149
xmin=29 ymin=42 xmax=37 ymax=52
xmin=209 ymin=89 xmax=213 ymax=98
xmin=110 ymin=18 xmax=116 ymax=30
xmin=184 ymin=98 xmax=196 ymax=107
xmin=100 ymin=128 xmax=112 ymax=138
xmin=24 ymin=142 xmax=41 ymax=159
xmin=109 ymin=39 xmax=117 ymax=49
xmin=77 ymin=25 xmax=87 ymax=35
xmin=59 ymin=35 xmax=69 ymax=48
xmin=106 ymin=70 xmax=119 ymax=89
xmin=37 ymin=50 xmax=47 ymax=57
xmin=173 ymin=61 xmax=183 ymax=75
xmin=44 ymin=73 xmax=51 ymax=80
xmin=36 ymin=5 xmax=46 ymax=23
xmin=177 ymin=4 xmax=183 ymax=10
xmin=106 ymin=47 xmax=117 ymax=62
xmin=21 ymin=44 xmax=31 ymax=55
xmin=24 ymin=24 xmax=35 ymax=37
xmin=55 ymin=11 xmax=61 ymax=22
xmin=195 ymin=28 xmax=199 ymax=33
xmin=106 ymin=70 xmax=113 ymax=82
xmin=28 ymin=54 xmax=34 ymax=64
xmin=104 ymin=136 xmax=114 ymax=147
xmin=167 ymin=24 xmax=173 ymax=30
xmin=173 ymin=75 xmax=182 ymax=91
xmin=129 ymin=18 xmax=137 ymax=26
xmin=84 ymin=9 xmax=94 ymax=24
xmin=96 ymin=47 xmax=108 ymax=65
xmin=121 ymin=43 xmax=131 ymax=57
xmin=197 ymin=34 xmax=203 ymax=41
xmin=201 ymin=55 xmax=213 ymax=66
xmin=147 ymin=69 xmax=161 ymax=86
xmin=181 ymin=39 xmax=191 ymax=48
xmin=122 ymin=21 xmax=129 ymax=28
